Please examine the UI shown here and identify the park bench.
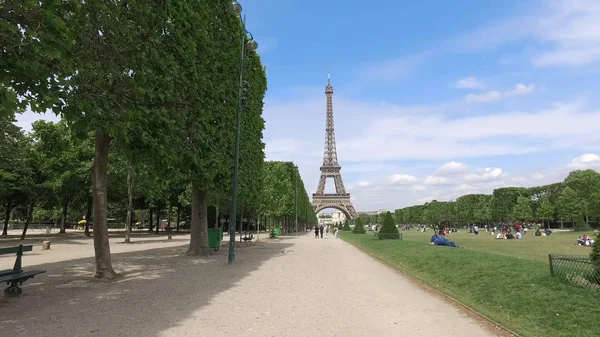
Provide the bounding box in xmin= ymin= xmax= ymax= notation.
xmin=241 ymin=233 xmax=254 ymax=243
xmin=0 ymin=245 xmax=46 ymax=297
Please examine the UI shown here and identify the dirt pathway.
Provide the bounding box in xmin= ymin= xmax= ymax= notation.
xmin=0 ymin=233 xmax=498 ymax=336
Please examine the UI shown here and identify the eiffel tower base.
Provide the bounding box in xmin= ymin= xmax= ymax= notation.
xmin=312 ymin=195 xmax=357 ymax=220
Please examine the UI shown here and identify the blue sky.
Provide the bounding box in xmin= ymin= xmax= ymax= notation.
xmin=16 ymin=0 xmax=600 ymax=212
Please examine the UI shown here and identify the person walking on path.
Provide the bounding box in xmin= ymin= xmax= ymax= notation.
xmin=325 ymin=225 xmax=329 ymax=237
xmin=314 ymin=226 xmax=319 ymax=238
xmin=319 ymin=225 xmax=324 ymax=238
xmin=333 ymin=226 xmax=339 ymax=238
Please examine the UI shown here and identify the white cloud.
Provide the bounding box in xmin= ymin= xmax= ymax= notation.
xmin=435 ymin=161 xmax=468 ymax=176
xmin=531 ymin=0 xmax=600 ymax=67
xmin=357 ymin=181 xmax=371 ymax=187
xmin=424 ymin=176 xmax=449 ymax=185
xmin=411 ymin=185 xmax=427 ymax=191
xmin=568 ymin=153 xmax=600 ymax=169
xmin=390 ymin=174 xmax=417 ymax=184
xmin=465 ymin=83 xmax=536 ymax=103
xmin=531 ymin=173 xmax=545 ymax=180
xmin=448 ymin=0 xmax=600 ymax=67
xmin=455 ymin=77 xmax=483 ymax=89
xmin=464 ymin=168 xmax=504 ymax=182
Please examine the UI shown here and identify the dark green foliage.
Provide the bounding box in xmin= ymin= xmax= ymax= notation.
xmin=352 ymin=216 xmax=366 ymax=234
xmin=591 ymin=233 xmax=600 ymax=281
xmin=342 ymin=220 xmax=351 ymax=231
xmin=259 ymin=161 xmax=317 ymax=227
xmin=491 ymin=187 xmax=526 ymax=222
xmin=377 ymin=212 xmax=400 ymax=240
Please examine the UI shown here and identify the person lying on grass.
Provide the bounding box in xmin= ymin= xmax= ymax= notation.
xmin=431 ymin=232 xmax=460 ymax=248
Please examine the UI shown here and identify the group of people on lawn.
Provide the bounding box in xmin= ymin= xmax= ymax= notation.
xmin=576 ymin=234 xmax=595 ymax=247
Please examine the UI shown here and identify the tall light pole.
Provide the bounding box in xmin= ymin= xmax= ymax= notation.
xmin=228 ymin=0 xmax=258 ymax=265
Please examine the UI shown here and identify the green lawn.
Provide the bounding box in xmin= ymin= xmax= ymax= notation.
xmin=341 ymin=230 xmax=600 ymax=337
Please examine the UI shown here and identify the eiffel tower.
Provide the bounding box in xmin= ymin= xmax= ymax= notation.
xmin=312 ymin=73 xmax=357 ymax=219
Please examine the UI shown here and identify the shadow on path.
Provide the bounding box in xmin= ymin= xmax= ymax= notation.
xmin=0 ymin=240 xmax=293 ymax=337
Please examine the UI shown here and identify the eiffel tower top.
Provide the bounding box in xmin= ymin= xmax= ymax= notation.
xmin=325 ymin=72 xmax=333 ymax=94
xmin=322 ymin=72 xmax=339 ymax=167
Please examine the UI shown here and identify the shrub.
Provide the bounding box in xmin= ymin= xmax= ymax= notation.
xmin=342 ymin=220 xmax=351 ymax=231
xmin=377 ymin=212 xmax=400 ymax=240
xmin=591 ymin=233 xmax=600 ymax=284
xmin=352 ymin=217 xmax=366 ymax=234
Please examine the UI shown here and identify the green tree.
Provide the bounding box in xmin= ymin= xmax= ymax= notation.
xmin=556 ymin=187 xmax=583 ymax=228
xmin=378 ymin=212 xmax=400 ymax=239
xmin=342 ymin=220 xmax=351 ymax=231
xmin=352 ymin=216 xmax=366 ymax=234
xmin=490 ymin=187 xmax=526 ymax=222
xmin=0 ymin=117 xmax=30 ymax=235
xmin=564 ymin=170 xmax=600 ymax=225
xmin=513 ymin=196 xmax=533 ymax=222
xmin=537 ymin=197 xmax=555 ymax=228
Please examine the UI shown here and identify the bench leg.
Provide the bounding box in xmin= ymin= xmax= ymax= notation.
xmin=4 ymin=282 xmax=23 ymax=297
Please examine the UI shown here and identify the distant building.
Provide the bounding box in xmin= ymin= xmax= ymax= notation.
xmin=317 ymin=210 xmax=346 ymax=226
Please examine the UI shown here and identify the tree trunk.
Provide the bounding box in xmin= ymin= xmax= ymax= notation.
xmin=155 ymin=208 xmax=160 ymax=234
xmin=167 ymin=205 xmax=172 ymax=232
xmin=59 ymin=200 xmax=69 ymax=234
xmin=91 ymin=128 xmax=117 ymax=279
xmin=124 ymin=171 xmax=133 ymax=243
xmin=176 ymin=207 xmax=180 ymax=232
xmin=149 ymin=208 xmax=153 ymax=232
xmin=84 ymin=195 xmax=92 ymax=236
xmin=2 ymin=203 xmax=12 ymax=236
xmin=186 ymin=181 xmax=210 ymax=256
xmin=215 ymin=206 xmax=219 ymax=229
xmin=560 ymin=218 xmax=564 ymax=229
xmin=19 ymin=204 xmax=34 ymax=240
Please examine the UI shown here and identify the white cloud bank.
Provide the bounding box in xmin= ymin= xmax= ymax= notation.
xmin=465 ymin=83 xmax=536 ymax=103
xmin=455 ymin=77 xmax=483 ymax=90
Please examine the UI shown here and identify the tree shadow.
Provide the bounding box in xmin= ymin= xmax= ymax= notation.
xmin=0 ymin=240 xmax=294 ymax=337
xmin=0 ymin=231 xmax=190 ymax=248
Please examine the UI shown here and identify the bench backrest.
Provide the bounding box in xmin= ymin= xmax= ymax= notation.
xmin=0 ymin=245 xmax=33 ymax=273
xmin=0 ymin=245 xmax=33 ymax=256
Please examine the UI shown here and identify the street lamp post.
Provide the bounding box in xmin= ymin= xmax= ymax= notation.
xmin=228 ymin=0 xmax=258 ymax=265
xmin=295 ymin=166 xmax=298 ymax=235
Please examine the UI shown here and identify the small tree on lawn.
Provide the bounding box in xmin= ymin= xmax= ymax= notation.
xmin=352 ymin=217 xmax=365 ymax=234
xmin=342 ymin=220 xmax=351 ymax=231
xmin=378 ymin=211 xmax=400 ymax=240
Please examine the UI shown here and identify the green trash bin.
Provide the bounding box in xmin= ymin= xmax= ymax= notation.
xmin=208 ymin=227 xmax=223 ymax=251
xmin=274 ymin=228 xmax=281 ymax=236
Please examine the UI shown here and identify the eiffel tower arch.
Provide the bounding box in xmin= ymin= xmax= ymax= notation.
xmin=312 ymin=74 xmax=358 ymax=219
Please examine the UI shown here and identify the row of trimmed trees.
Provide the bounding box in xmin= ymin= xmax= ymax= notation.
xmin=392 ymin=169 xmax=600 ymax=229
xmin=1 ymin=1 xmax=315 ymax=278
xmin=0 ymin=121 xmax=316 ymax=238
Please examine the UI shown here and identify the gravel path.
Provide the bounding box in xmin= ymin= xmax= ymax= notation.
xmin=0 ymin=232 xmax=498 ymax=336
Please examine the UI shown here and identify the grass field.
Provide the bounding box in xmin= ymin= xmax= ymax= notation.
xmin=341 ymin=229 xmax=600 ymax=337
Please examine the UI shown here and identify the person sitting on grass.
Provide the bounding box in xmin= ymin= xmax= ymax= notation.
xmin=430 ymin=232 xmax=440 ymax=244
xmin=515 ymin=231 xmax=522 ymax=240
xmin=506 ymin=232 xmax=515 ymax=240
xmin=577 ymin=236 xmax=586 ymax=246
xmin=432 ymin=232 xmax=460 ymax=248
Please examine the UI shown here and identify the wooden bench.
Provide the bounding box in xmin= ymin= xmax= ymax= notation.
xmin=0 ymin=245 xmax=46 ymax=297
